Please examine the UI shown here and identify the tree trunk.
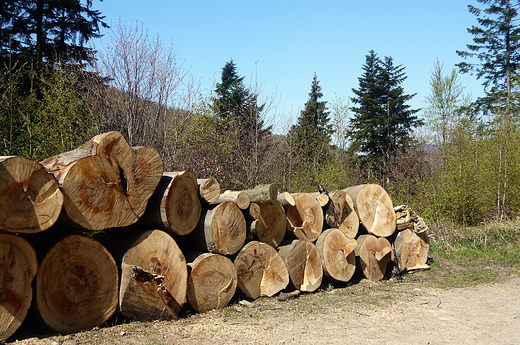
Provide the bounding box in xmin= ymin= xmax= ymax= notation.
xmin=394 ymin=229 xmax=430 ymax=272
xmin=327 ymin=190 xmax=359 ymax=239
xmin=243 ymin=184 xmax=278 ymax=205
xmin=355 ymin=234 xmax=392 ymax=281
xmin=187 ymin=201 xmax=247 ymax=255
xmin=235 ymin=241 xmax=289 ymax=299
xmin=40 ymin=131 xmax=163 ymax=231
xmin=197 ymin=177 xmax=221 ymax=204
xmin=119 ymin=230 xmax=187 ymax=321
xmin=249 ymin=201 xmax=286 ymax=248
xmin=315 ymin=229 xmax=357 ymax=282
xmin=35 ymin=235 xmax=119 ymax=333
xmin=140 ymin=171 xmax=201 ymax=236
xmin=0 ymin=156 xmax=63 ymax=233
xmin=0 ymin=234 xmax=38 ymax=341
xmin=214 ymin=190 xmax=251 ymax=210
xmin=186 ymin=252 xmax=237 ymax=313
xmin=278 ymin=239 xmax=323 ymax=292
xmin=345 ymin=184 xmax=396 ymax=238
xmin=286 ymin=193 xmax=324 ymax=242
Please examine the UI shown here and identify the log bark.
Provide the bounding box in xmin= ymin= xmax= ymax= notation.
xmin=187 ymin=253 xmax=237 ymax=313
xmin=235 ymin=241 xmax=289 ymax=299
xmin=41 ymin=131 xmax=163 ymax=231
xmin=249 ymin=201 xmax=286 ymax=248
xmin=327 ymin=190 xmax=359 ymax=239
xmin=286 ymin=193 xmax=324 ymax=242
xmin=278 ymin=239 xmax=323 ymax=292
xmin=394 ymin=229 xmax=430 ymax=272
xmin=141 ymin=171 xmax=201 ymax=236
xmin=355 ymin=234 xmax=392 ymax=281
xmin=345 ymin=184 xmax=396 ymax=238
xmin=0 ymin=234 xmax=38 ymax=341
xmin=315 ymin=229 xmax=357 ymax=282
xmin=119 ymin=230 xmax=187 ymax=321
xmin=215 ymin=190 xmax=251 ymax=210
xmin=243 ymin=184 xmax=278 ymax=205
xmin=197 ymin=177 xmax=221 ymax=204
xmin=35 ymin=235 xmax=118 ymax=333
xmin=188 ymin=201 xmax=247 ymax=255
xmin=0 ymin=156 xmax=63 ymax=233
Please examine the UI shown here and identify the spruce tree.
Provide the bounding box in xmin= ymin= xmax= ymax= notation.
xmin=348 ymin=51 xmax=420 ymax=173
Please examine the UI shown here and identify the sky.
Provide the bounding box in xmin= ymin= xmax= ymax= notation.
xmin=91 ymin=0 xmax=486 ymax=131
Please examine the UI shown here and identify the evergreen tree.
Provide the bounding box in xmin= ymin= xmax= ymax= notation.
xmin=348 ymin=50 xmax=420 ymax=175
xmin=456 ymin=0 xmax=520 ymax=113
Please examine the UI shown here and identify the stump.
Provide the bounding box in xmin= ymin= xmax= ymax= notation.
xmin=345 ymin=184 xmax=396 ymax=238
xmin=286 ymin=193 xmax=324 ymax=242
xmin=0 ymin=234 xmax=38 ymax=341
xmin=119 ymin=230 xmax=187 ymax=320
xmin=316 ymin=229 xmax=357 ymax=282
xmin=187 ymin=253 xmax=237 ymax=313
xmin=278 ymin=239 xmax=323 ymax=292
xmin=0 ymin=156 xmax=63 ymax=233
xmin=35 ymin=235 xmax=119 ymax=333
xmin=355 ymin=234 xmax=392 ymax=281
xmin=235 ymin=241 xmax=289 ymax=299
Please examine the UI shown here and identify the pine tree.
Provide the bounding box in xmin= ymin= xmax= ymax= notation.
xmin=456 ymin=0 xmax=520 ymax=113
xmin=348 ymin=50 xmax=420 ymax=175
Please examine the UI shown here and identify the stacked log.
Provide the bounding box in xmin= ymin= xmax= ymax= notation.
xmin=278 ymin=239 xmax=323 ymax=293
xmin=316 ymin=229 xmax=357 ymax=282
xmin=286 ymin=193 xmax=324 ymax=242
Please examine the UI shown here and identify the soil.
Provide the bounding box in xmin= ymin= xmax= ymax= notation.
xmin=7 ymin=266 xmax=520 ymax=345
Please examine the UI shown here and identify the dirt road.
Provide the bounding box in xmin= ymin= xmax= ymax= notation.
xmin=10 ymin=273 xmax=520 ymax=345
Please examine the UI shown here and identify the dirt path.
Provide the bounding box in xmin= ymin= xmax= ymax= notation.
xmin=10 ymin=275 xmax=520 ymax=345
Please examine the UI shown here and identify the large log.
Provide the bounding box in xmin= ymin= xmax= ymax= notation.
xmin=35 ymin=235 xmax=119 ymax=333
xmin=214 ymin=190 xmax=251 ymax=210
xmin=235 ymin=241 xmax=289 ymax=299
xmin=327 ymin=190 xmax=359 ymax=239
xmin=394 ymin=229 xmax=430 ymax=272
xmin=315 ymin=229 xmax=357 ymax=282
xmin=286 ymin=193 xmax=324 ymax=242
xmin=0 ymin=234 xmax=38 ymax=341
xmin=278 ymin=239 xmax=323 ymax=293
xmin=0 ymin=156 xmax=63 ymax=233
xmin=41 ymin=131 xmax=163 ymax=230
xmin=243 ymin=184 xmax=278 ymax=205
xmin=141 ymin=171 xmax=201 ymax=236
xmin=187 ymin=252 xmax=237 ymax=313
xmin=345 ymin=184 xmax=396 ymax=238
xmin=197 ymin=177 xmax=221 ymax=204
xmin=187 ymin=201 xmax=247 ymax=255
xmin=355 ymin=234 xmax=392 ymax=281
xmin=249 ymin=201 xmax=286 ymax=248
xmin=119 ymin=230 xmax=187 ymax=321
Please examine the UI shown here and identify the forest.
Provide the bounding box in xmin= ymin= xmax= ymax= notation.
xmin=2 ymin=0 xmax=520 ymax=229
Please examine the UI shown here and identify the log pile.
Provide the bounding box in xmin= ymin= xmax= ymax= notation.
xmin=0 ymin=131 xmax=431 ymax=341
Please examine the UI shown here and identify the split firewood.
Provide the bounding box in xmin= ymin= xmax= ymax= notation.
xmin=119 ymin=230 xmax=187 ymax=321
xmin=187 ymin=252 xmax=237 ymax=313
xmin=35 ymin=235 xmax=119 ymax=333
xmin=214 ymin=190 xmax=251 ymax=210
xmin=140 ymin=171 xmax=201 ymax=236
xmin=0 ymin=156 xmax=63 ymax=233
xmin=235 ymin=241 xmax=289 ymax=299
xmin=278 ymin=239 xmax=323 ymax=293
xmin=327 ymin=190 xmax=359 ymax=239
xmin=345 ymin=184 xmax=396 ymax=238
xmin=286 ymin=193 xmax=324 ymax=242
xmin=0 ymin=234 xmax=38 ymax=341
xmin=185 ymin=201 xmax=247 ymax=255
xmin=41 ymin=131 xmax=163 ymax=231
xmin=355 ymin=234 xmax=393 ymax=281
xmin=316 ymin=229 xmax=358 ymax=282
xmin=249 ymin=201 xmax=286 ymax=248
xmin=197 ymin=177 xmax=221 ymax=204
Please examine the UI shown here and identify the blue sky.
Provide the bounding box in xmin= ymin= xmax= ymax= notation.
xmin=91 ymin=1 xmax=486 ymax=130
